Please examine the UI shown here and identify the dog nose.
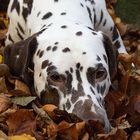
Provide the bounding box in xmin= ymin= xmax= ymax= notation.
xmin=72 ymin=99 xmax=110 ymax=133
xmin=80 ymin=110 xmax=111 ymax=133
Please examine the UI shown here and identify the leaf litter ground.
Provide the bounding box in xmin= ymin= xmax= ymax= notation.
xmin=0 ymin=1 xmax=140 ymax=140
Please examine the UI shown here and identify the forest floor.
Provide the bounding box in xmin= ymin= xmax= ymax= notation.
xmin=0 ymin=0 xmax=140 ymax=140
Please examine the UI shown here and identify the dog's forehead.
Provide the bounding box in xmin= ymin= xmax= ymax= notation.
xmin=35 ymin=47 xmax=108 ymax=77
xmin=35 ymin=23 xmax=108 ymax=75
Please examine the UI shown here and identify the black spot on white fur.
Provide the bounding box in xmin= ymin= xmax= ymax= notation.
xmin=37 ymin=11 xmax=41 ymax=17
xmin=96 ymin=55 xmax=101 ymax=61
xmin=87 ymin=67 xmax=95 ymax=86
xmin=62 ymin=48 xmax=70 ymax=52
xmin=82 ymin=52 xmax=86 ymax=55
xmin=41 ymin=60 xmax=49 ymax=69
xmin=8 ymin=34 xmax=14 ymax=43
xmin=60 ymin=12 xmax=66 ymax=15
xmin=61 ymin=25 xmax=67 ymax=28
xmin=16 ymin=28 xmax=24 ymax=40
xmin=39 ymin=50 xmax=44 ymax=58
xmin=112 ymin=26 xmax=119 ymax=41
xmin=54 ymin=42 xmax=59 ymax=45
xmin=17 ymin=22 xmax=25 ymax=34
xmin=11 ymin=0 xmax=20 ymax=15
xmin=42 ymin=12 xmax=52 ymax=20
xmin=46 ymin=46 xmax=51 ymax=51
xmin=86 ymin=6 xmax=92 ymax=22
xmin=22 ymin=0 xmax=33 ymax=22
xmin=52 ymin=46 xmax=57 ymax=51
xmin=76 ymin=31 xmax=83 ymax=36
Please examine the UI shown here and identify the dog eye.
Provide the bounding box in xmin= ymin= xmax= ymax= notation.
xmin=49 ymin=72 xmax=65 ymax=83
xmin=50 ymin=73 xmax=61 ymax=81
xmin=95 ymin=68 xmax=107 ymax=81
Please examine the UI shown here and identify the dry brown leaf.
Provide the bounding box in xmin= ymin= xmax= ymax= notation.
xmin=126 ymin=76 xmax=140 ymax=97
xmin=81 ymin=133 xmax=89 ymax=140
xmin=76 ymin=121 xmax=86 ymax=133
xmin=118 ymin=53 xmax=133 ymax=63
xmin=14 ymin=80 xmax=31 ymax=96
xmin=130 ymin=131 xmax=140 ymax=140
xmin=86 ymin=120 xmax=105 ymax=135
xmin=0 ymin=130 xmax=8 ymax=140
xmin=0 ymin=108 xmax=17 ymax=127
xmin=57 ymin=123 xmax=80 ymax=140
xmin=0 ymin=29 xmax=7 ymax=40
xmin=6 ymin=109 xmax=36 ymax=136
xmin=46 ymin=121 xmax=57 ymax=139
xmin=0 ymin=64 xmax=10 ymax=77
xmin=98 ymin=128 xmax=127 ymax=140
xmin=0 ymin=77 xmax=8 ymax=93
xmin=57 ymin=120 xmax=72 ymax=131
xmin=126 ymin=95 xmax=140 ymax=125
xmin=119 ymin=72 xmax=130 ymax=95
xmin=105 ymin=91 xmax=127 ymax=119
xmin=0 ymin=94 xmax=11 ymax=113
xmin=133 ymin=44 xmax=140 ymax=69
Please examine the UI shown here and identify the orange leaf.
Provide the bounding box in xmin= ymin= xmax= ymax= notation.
xmin=130 ymin=131 xmax=140 ymax=140
xmin=43 ymin=104 xmax=57 ymax=118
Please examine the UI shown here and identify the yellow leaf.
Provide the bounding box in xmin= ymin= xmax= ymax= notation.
xmin=0 ymin=55 xmax=3 ymax=64
xmin=8 ymin=134 xmax=36 ymax=140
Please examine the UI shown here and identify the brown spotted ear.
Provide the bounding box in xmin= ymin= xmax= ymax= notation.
xmin=4 ymin=34 xmax=38 ymax=86
xmin=102 ymin=33 xmax=117 ymax=80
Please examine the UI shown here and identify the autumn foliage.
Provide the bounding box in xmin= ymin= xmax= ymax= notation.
xmin=0 ymin=1 xmax=140 ymax=140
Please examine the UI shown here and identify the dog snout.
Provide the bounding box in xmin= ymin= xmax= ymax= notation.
xmin=81 ymin=108 xmax=110 ymax=133
xmin=72 ymin=99 xmax=110 ymax=133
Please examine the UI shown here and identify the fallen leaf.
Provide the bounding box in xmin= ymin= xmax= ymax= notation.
xmin=0 ymin=55 xmax=3 ymax=64
xmin=118 ymin=53 xmax=133 ymax=63
xmin=14 ymin=80 xmax=31 ymax=96
xmin=0 ymin=64 xmax=10 ymax=77
xmin=57 ymin=123 xmax=80 ymax=140
xmin=43 ymin=104 xmax=57 ymax=118
xmin=8 ymin=134 xmax=36 ymax=140
xmin=119 ymin=72 xmax=130 ymax=95
xmin=6 ymin=109 xmax=36 ymax=136
xmin=105 ymin=91 xmax=127 ymax=119
xmin=0 ymin=108 xmax=17 ymax=123
xmin=126 ymin=95 xmax=140 ymax=125
xmin=0 ymin=77 xmax=8 ymax=93
xmin=86 ymin=120 xmax=105 ymax=135
xmin=0 ymin=94 xmax=11 ymax=113
xmin=98 ymin=128 xmax=127 ymax=140
xmin=46 ymin=121 xmax=57 ymax=139
xmin=81 ymin=133 xmax=89 ymax=140
xmin=10 ymin=96 xmax=36 ymax=106
xmin=126 ymin=76 xmax=140 ymax=97
xmin=0 ymin=130 xmax=8 ymax=140
xmin=130 ymin=131 xmax=140 ymax=140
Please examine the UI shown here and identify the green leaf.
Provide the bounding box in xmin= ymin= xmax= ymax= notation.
xmin=11 ymin=96 xmax=36 ymax=106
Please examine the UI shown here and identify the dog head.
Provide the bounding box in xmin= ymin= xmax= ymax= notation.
xmin=4 ymin=23 xmax=116 ymax=132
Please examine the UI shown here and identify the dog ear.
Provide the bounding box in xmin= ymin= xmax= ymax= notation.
xmin=102 ymin=33 xmax=117 ymax=80
xmin=4 ymin=34 xmax=38 ymax=86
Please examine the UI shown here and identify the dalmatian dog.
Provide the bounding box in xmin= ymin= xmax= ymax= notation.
xmin=4 ymin=0 xmax=127 ymax=132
